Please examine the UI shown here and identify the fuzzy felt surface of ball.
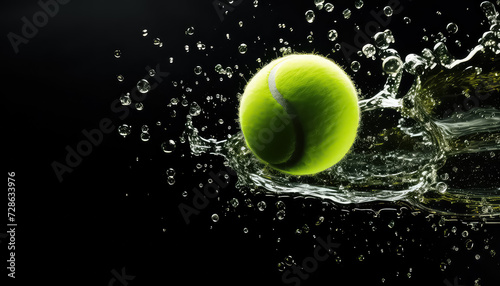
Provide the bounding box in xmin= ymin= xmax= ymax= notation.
xmin=239 ymin=54 xmax=360 ymax=175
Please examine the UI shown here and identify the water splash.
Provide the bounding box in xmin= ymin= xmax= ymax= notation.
xmin=186 ymin=1 xmax=500 ymax=217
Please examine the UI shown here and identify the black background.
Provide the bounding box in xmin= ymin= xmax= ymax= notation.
xmin=2 ymin=0 xmax=499 ymax=285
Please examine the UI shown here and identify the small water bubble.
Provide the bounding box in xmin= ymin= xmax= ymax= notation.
xmin=211 ymin=213 xmax=219 ymax=222
xmin=328 ymin=29 xmax=338 ymax=41
xmin=307 ymin=34 xmax=314 ymax=43
xmin=140 ymin=132 xmax=150 ymax=142
xmin=276 ymin=210 xmax=286 ymax=220
xmin=343 ymin=8 xmax=352 ymax=19
xmin=194 ymin=66 xmax=202 ymax=75
xmin=185 ymin=26 xmax=195 ymax=36
xmin=314 ymin=0 xmax=324 ymax=10
xmin=439 ymin=262 xmax=447 ymax=271
xmin=305 ymin=10 xmax=316 ymax=23
xmin=117 ymin=74 xmax=124 ymax=82
xmin=354 ymin=0 xmax=364 ymax=9
xmin=230 ymin=198 xmax=239 ymax=208
xmin=257 ymin=201 xmax=267 ymax=211
xmin=465 ymin=239 xmax=474 ymax=250
xmin=446 ymin=22 xmax=458 ymax=34
xmin=358 ymin=255 xmax=365 ymax=262
xmin=324 ymin=3 xmax=334 ymax=12
xmin=276 ymin=200 xmax=286 ymax=210
xmin=189 ymin=102 xmax=201 ymax=116
xmin=351 ymin=61 xmax=361 ymax=72
xmin=474 ymin=254 xmax=481 ymax=260
xmin=403 ymin=17 xmax=411 ymax=24
xmin=383 ymin=6 xmax=393 ymax=17
xmin=284 ymin=255 xmax=294 ymax=266
xmin=238 ymin=43 xmax=248 ymax=54
xmin=362 ymin=43 xmax=376 ymax=58
xmin=436 ymin=182 xmax=448 ymax=194
xmin=161 ymin=140 xmax=176 ymax=153
xmin=388 ymin=220 xmax=395 ymax=228
xmin=461 ymin=230 xmax=469 ymax=238
xmin=316 ymin=216 xmax=325 ymax=226
xmin=137 ymin=79 xmax=151 ymax=93
xmin=167 ymin=176 xmax=175 ymax=185
xmin=118 ymin=124 xmax=131 ymax=137
xmin=113 ymin=49 xmax=121 ymax=58
xmin=120 ymin=93 xmax=131 ymax=105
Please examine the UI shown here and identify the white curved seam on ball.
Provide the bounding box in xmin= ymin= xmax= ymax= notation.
xmin=268 ymin=63 xmax=292 ymax=114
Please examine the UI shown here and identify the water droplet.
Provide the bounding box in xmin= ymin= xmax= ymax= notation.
xmin=358 ymin=254 xmax=365 ymax=262
xmin=161 ymin=140 xmax=176 ymax=153
xmin=257 ymin=201 xmax=267 ymax=211
xmin=314 ymin=0 xmax=324 ymax=9
xmin=185 ymin=26 xmax=195 ymax=36
xmin=166 ymin=168 xmax=175 ymax=177
xmin=167 ymin=176 xmax=175 ymax=185
xmin=388 ymin=220 xmax=395 ymax=228
xmin=383 ymin=6 xmax=393 ymax=16
xmin=230 ymin=198 xmax=239 ymax=208
xmin=238 ymin=43 xmax=248 ymax=54
xmin=446 ymin=22 xmax=458 ymax=34
xmin=114 ymin=49 xmax=121 ymax=58
xmin=243 ymin=227 xmax=249 ymax=233
xmin=355 ymin=0 xmax=364 ymax=9
xmin=142 ymin=29 xmax=148 ymax=37
xmin=403 ymin=17 xmax=411 ymax=24
xmin=275 ymin=200 xmax=286 ymax=210
xmin=351 ymin=61 xmax=361 ymax=72
xmin=189 ymin=102 xmax=201 ymax=116
xmin=382 ymin=56 xmax=403 ymax=74
xmin=305 ymin=10 xmax=315 ymax=23
xmin=194 ymin=66 xmax=202 ymax=75
xmin=440 ymin=262 xmax=447 ymax=271
xmin=465 ymin=239 xmax=474 ymax=250
xmin=475 ymin=254 xmax=481 ymax=260
xmin=316 ymin=216 xmax=325 ymax=226
xmin=436 ymin=182 xmax=448 ymax=194
xmin=118 ymin=124 xmax=131 ymax=137
xmin=343 ymin=8 xmax=352 ymax=19
xmin=137 ymin=79 xmax=151 ymax=93
xmin=117 ymin=74 xmax=124 ymax=82
xmin=324 ymin=3 xmax=334 ymax=12
xmin=362 ymin=43 xmax=376 ymax=58
xmin=328 ymin=29 xmax=338 ymax=41
xmin=120 ymin=93 xmax=131 ymax=106
xmin=462 ymin=230 xmax=469 ymax=237
xmin=307 ymin=34 xmax=314 ymax=43
xmin=211 ymin=213 xmax=219 ymax=222
xmin=140 ymin=132 xmax=150 ymax=142
xmin=276 ymin=210 xmax=286 ymax=220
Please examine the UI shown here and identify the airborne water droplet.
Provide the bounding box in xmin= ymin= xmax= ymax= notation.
xmin=137 ymin=79 xmax=151 ymax=93
xmin=446 ymin=22 xmax=459 ymax=34
xmin=383 ymin=6 xmax=393 ymax=16
xmin=238 ymin=43 xmax=248 ymax=54
xmin=328 ymin=29 xmax=338 ymax=41
xmin=351 ymin=61 xmax=361 ymax=72
xmin=382 ymin=56 xmax=403 ymax=74
xmin=161 ymin=140 xmax=176 ymax=153
xmin=305 ymin=10 xmax=315 ymax=23
xmin=118 ymin=124 xmax=131 ymax=137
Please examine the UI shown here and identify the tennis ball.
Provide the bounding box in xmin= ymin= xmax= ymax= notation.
xmin=239 ymin=54 xmax=359 ymax=175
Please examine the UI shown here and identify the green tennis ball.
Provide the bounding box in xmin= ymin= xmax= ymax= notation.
xmin=239 ymin=54 xmax=360 ymax=175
